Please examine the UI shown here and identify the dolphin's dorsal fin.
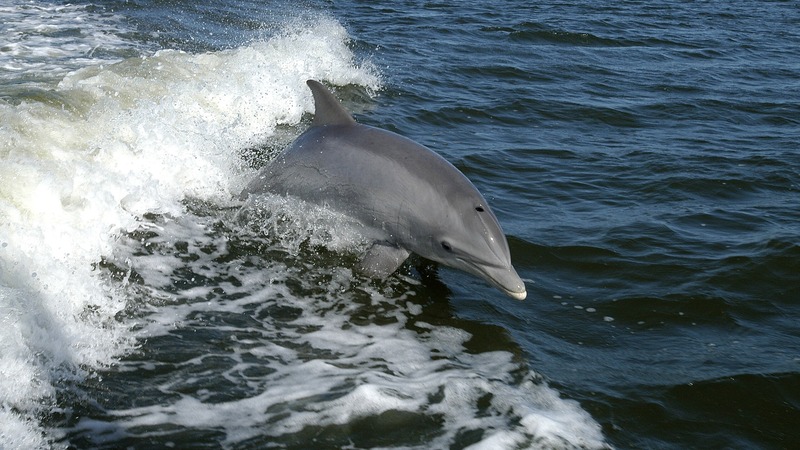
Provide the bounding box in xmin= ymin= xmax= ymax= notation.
xmin=307 ymin=80 xmax=357 ymax=127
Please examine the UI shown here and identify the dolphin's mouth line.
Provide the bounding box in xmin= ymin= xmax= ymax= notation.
xmin=503 ymin=289 xmax=528 ymax=301
xmin=454 ymin=257 xmax=527 ymax=300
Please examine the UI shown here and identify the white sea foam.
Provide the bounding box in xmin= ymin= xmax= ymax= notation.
xmin=0 ymin=2 xmax=138 ymax=84
xmin=0 ymin=11 xmax=378 ymax=448
xmin=54 ymin=197 xmax=607 ymax=449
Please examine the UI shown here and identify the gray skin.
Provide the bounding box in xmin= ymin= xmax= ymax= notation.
xmin=242 ymin=80 xmax=526 ymax=300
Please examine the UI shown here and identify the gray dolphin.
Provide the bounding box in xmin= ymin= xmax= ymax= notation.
xmin=242 ymin=80 xmax=526 ymax=300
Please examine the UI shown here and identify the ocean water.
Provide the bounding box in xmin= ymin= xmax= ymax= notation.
xmin=1 ymin=0 xmax=798 ymax=449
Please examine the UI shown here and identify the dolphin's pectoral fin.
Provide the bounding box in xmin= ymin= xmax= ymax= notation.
xmin=358 ymin=243 xmax=410 ymax=278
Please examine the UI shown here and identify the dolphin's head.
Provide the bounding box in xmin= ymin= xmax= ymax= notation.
xmin=420 ymin=195 xmax=527 ymax=300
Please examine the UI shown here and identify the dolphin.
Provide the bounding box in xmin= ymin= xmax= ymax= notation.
xmin=242 ymin=80 xmax=526 ymax=300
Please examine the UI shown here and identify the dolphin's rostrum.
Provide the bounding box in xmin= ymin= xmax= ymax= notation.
xmin=242 ymin=80 xmax=526 ymax=300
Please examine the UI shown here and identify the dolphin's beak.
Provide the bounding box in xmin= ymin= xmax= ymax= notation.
xmin=484 ymin=261 xmax=527 ymax=300
xmin=462 ymin=259 xmax=527 ymax=300
xmin=497 ymin=271 xmax=527 ymax=300
xmin=505 ymin=286 xmax=527 ymax=301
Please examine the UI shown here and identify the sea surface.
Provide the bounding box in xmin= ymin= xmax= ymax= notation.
xmin=1 ymin=0 xmax=798 ymax=448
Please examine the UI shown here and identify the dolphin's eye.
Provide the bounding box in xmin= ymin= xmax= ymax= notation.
xmin=441 ymin=241 xmax=453 ymax=252
xmin=475 ymin=206 xmax=485 ymax=212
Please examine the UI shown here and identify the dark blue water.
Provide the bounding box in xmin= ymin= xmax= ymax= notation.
xmin=1 ymin=0 xmax=798 ymax=448
xmin=330 ymin=3 xmax=800 ymax=445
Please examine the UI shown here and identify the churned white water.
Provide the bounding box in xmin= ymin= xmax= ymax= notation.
xmin=0 ymin=2 xmax=138 ymax=83
xmin=77 ymin=206 xmax=607 ymax=449
xmin=0 ymin=9 xmax=377 ymax=447
xmin=0 ymin=3 xmax=607 ymax=448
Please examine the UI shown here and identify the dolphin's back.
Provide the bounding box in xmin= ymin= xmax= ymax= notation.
xmin=244 ymin=122 xmax=480 ymax=237
xmin=245 ymin=80 xmax=479 ymax=216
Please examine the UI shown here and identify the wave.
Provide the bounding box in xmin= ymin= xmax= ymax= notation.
xmin=0 ymin=10 xmax=378 ymax=448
